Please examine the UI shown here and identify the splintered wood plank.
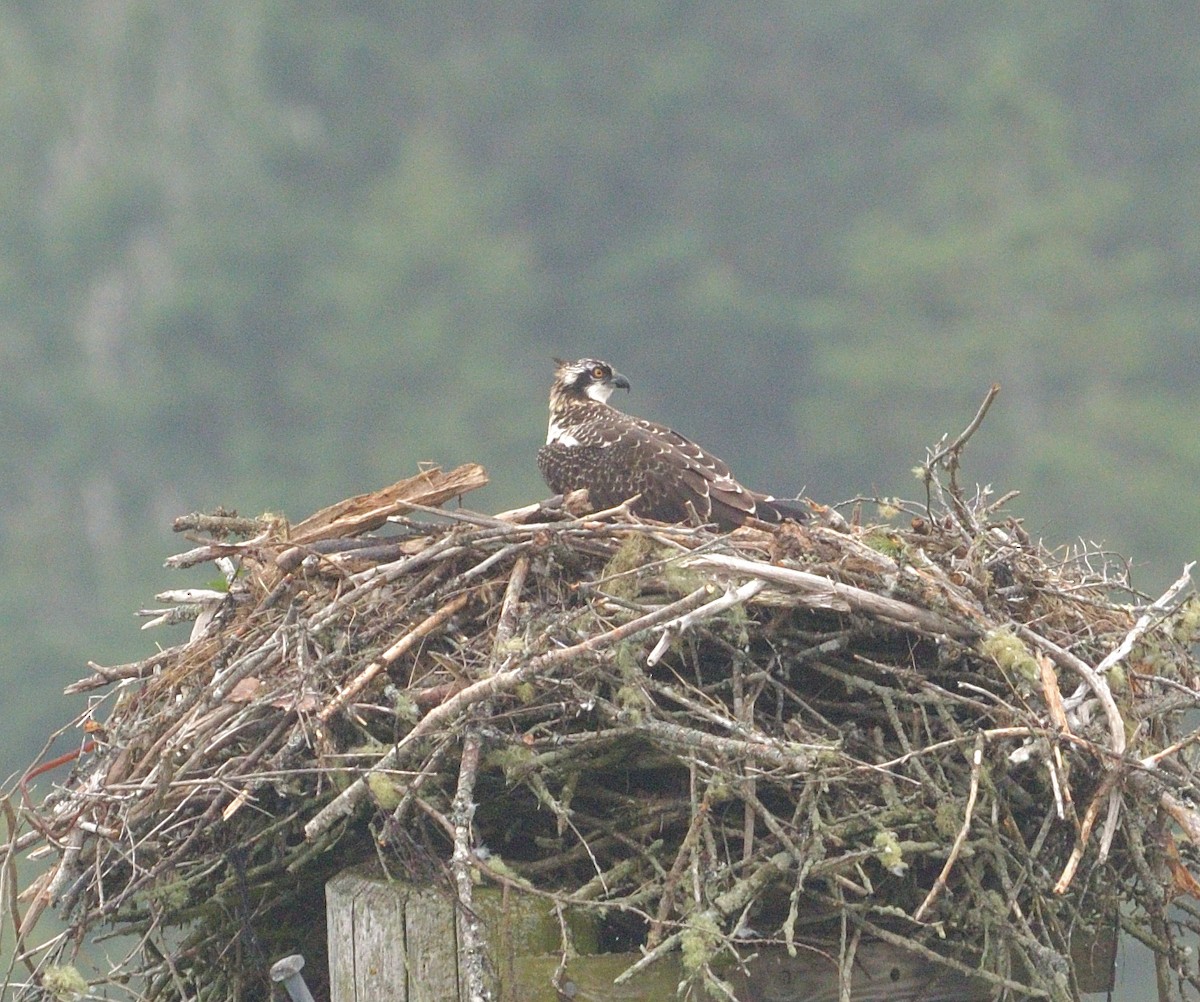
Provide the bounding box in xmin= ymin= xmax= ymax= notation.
xmin=290 ymin=463 xmax=489 ymax=544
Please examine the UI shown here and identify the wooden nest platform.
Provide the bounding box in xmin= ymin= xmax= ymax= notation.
xmin=6 ymin=445 xmax=1200 ymax=1001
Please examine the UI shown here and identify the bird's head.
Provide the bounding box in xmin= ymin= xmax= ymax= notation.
xmin=550 ymin=358 xmax=631 ymax=406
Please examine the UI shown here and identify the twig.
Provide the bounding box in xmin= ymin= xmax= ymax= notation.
xmin=647 ymin=578 xmax=765 ymax=665
xmin=451 ymin=725 xmax=493 ymax=1002
xmin=164 ymin=533 xmax=270 ymax=569
xmin=614 ymin=851 xmax=795 ymax=984
xmin=925 ymin=384 xmax=1002 ymax=471
xmin=1159 ymin=790 xmax=1200 ymax=845
xmin=288 ymin=463 xmax=489 ymax=543
xmin=1017 ymin=626 xmax=1126 ymax=882
xmin=304 ymin=586 xmax=716 ymax=840
xmin=306 ymin=534 xmax=464 ymax=630
xmin=921 ymin=383 xmax=1001 ymax=525
xmin=1017 ymin=628 xmax=1125 ymax=760
xmin=850 ymin=916 xmax=1049 ymax=998
xmin=689 ymin=553 xmax=975 ymax=637
xmin=493 ymin=555 xmax=530 ymax=652
xmin=448 ymin=553 xmax=531 ymax=1002
xmin=593 ymin=700 xmax=822 ymax=773
xmin=1141 ymin=727 xmax=1200 ymax=771
xmin=67 ymin=647 xmax=185 ymax=693
xmin=317 ymin=593 xmax=471 ymax=723
xmin=172 ymin=511 xmax=265 ymax=537
xmin=1093 ymin=562 xmax=1194 ymax=677
xmin=1053 ymin=771 xmax=1122 ymax=896
xmin=647 ymin=787 xmax=711 ymax=949
xmin=913 ymin=733 xmax=983 ymax=922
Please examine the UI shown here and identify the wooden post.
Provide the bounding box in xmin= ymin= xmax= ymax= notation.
xmin=326 ymin=864 xmax=1111 ymax=1001
xmin=326 ymin=869 xmax=458 ymax=1002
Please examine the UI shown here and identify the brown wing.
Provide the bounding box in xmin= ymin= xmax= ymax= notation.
xmin=614 ymin=417 xmax=761 ymax=526
xmin=538 ymin=399 xmax=804 ymax=528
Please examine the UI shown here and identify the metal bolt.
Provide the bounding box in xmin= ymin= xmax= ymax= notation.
xmin=270 ymin=954 xmax=316 ymax=1002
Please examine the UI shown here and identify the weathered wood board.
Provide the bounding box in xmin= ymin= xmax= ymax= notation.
xmin=325 ymin=864 xmax=1114 ymax=1002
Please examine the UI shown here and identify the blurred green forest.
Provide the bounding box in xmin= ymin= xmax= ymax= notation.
xmin=2 ymin=0 xmax=1199 ymax=796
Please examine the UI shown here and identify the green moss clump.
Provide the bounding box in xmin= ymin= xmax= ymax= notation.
xmin=599 ymin=533 xmax=658 ymax=600
xmin=613 ymin=637 xmax=647 ymax=679
xmin=979 ymin=627 xmax=1040 ymax=682
xmin=876 ymin=500 xmax=902 ymax=520
xmin=934 ymin=799 xmax=962 ymax=838
xmin=680 ymin=911 xmax=723 ymax=976
xmin=366 ymin=771 xmax=404 ymax=809
xmin=872 ymin=829 xmax=907 ymax=875
xmin=862 ymin=529 xmax=905 ymax=559
xmin=136 ymin=875 xmax=190 ymax=914
xmin=661 ymin=561 xmax=711 ymax=597
xmin=487 ymin=744 xmax=535 ymax=783
xmin=615 ymin=683 xmax=649 ymax=719
xmin=40 ymin=966 xmax=89 ymax=1001
xmin=1173 ymin=596 xmax=1200 ymax=643
xmin=391 ymin=690 xmax=419 ymax=724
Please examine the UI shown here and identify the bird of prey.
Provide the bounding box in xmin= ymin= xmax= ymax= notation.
xmin=537 ymin=358 xmax=807 ymax=529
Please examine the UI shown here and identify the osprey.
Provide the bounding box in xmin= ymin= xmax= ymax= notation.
xmin=537 ymin=358 xmax=808 ymax=529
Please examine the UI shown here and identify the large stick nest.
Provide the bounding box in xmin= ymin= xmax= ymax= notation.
xmin=5 ymin=440 xmax=1200 ymax=1001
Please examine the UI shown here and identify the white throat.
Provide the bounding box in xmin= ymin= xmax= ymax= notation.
xmin=584 ymin=382 xmax=615 ymax=403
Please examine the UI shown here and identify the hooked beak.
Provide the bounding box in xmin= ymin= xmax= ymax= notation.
xmin=611 ymin=371 xmax=631 ymax=392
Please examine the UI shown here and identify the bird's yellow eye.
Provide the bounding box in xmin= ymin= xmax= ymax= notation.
xmin=591 ymin=365 xmax=606 ymax=379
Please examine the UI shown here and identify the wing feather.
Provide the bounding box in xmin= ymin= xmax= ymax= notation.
xmin=618 ymin=417 xmax=761 ymax=522
xmin=540 ymin=391 xmax=805 ymax=529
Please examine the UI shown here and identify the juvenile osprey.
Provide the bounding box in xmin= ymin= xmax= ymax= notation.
xmin=537 ymin=358 xmax=808 ymax=529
